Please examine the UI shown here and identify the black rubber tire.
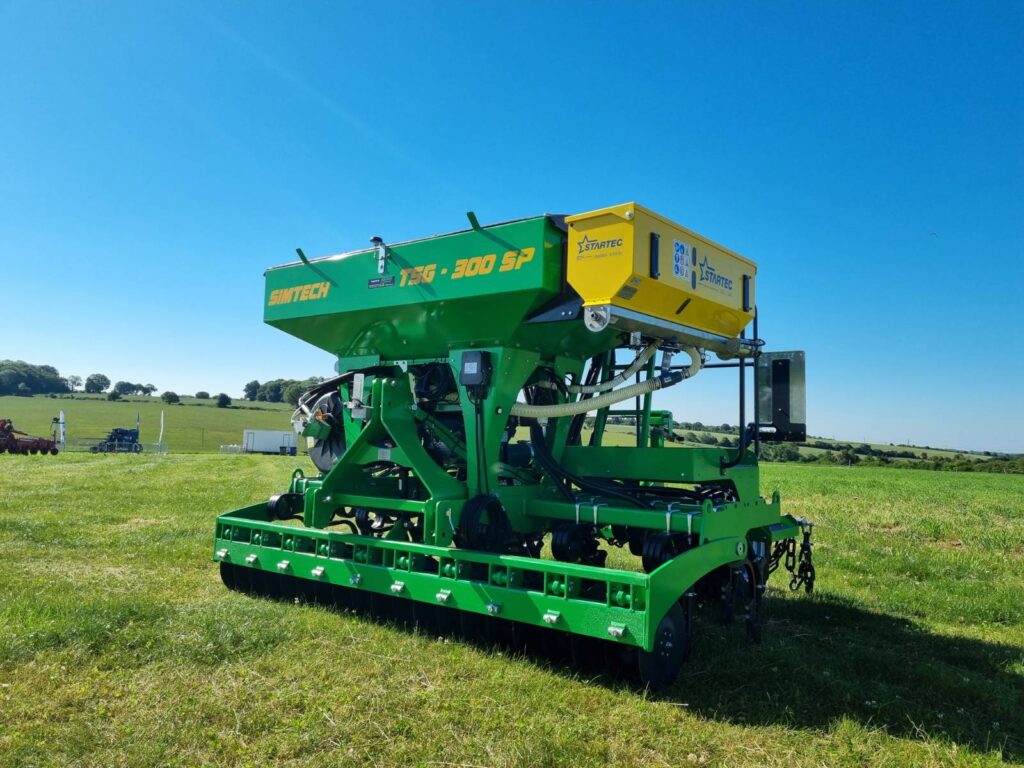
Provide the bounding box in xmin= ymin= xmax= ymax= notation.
xmin=735 ymin=562 xmax=763 ymax=643
xmin=312 ymin=581 xmax=334 ymax=606
xmin=603 ymin=640 xmax=639 ymax=681
xmin=331 ymin=584 xmax=353 ymax=612
xmin=412 ymin=601 xmax=440 ymax=634
xmin=641 ymin=533 xmax=679 ymax=574
xmin=458 ymin=609 xmax=487 ymax=645
xmin=219 ymin=562 xmax=238 ymax=591
xmin=569 ymin=634 xmax=606 ymax=674
xmin=249 ymin=568 xmax=271 ymax=597
xmin=390 ymin=597 xmax=416 ymax=629
xmin=638 ymin=602 xmax=689 ymax=692
xmin=456 ymin=494 xmax=512 ymax=553
xmin=268 ymin=493 xmax=303 ymax=520
xmin=432 ymin=605 xmax=457 ymax=638
xmin=272 ymin=572 xmax=297 ymax=602
xmin=233 ymin=565 xmax=254 ymax=594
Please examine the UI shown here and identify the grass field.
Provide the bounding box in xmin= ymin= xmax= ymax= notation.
xmin=1 ymin=455 xmax=1022 ymax=767
xmin=0 ymin=395 xmax=294 ymax=453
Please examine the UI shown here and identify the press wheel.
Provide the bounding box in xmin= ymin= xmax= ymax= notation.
xmin=638 ymin=602 xmax=689 ymax=691
xmin=219 ymin=561 xmax=238 ymax=591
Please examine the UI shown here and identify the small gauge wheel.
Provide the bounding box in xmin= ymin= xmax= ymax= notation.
xmin=638 ymin=602 xmax=689 ymax=691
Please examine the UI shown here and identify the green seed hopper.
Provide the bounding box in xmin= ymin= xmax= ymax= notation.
xmin=214 ymin=203 xmax=814 ymax=689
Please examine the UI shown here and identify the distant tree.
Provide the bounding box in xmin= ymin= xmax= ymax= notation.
xmin=16 ymin=382 xmax=31 ymax=396
xmin=0 ymin=360 xmax=70 ymax=395
xmin=113 ymin=381 xmax=135 ymax=396
xmin=141 ymin=384 xmax=157 ymax=396
xmin=161 ymin=391 xmax=180 ymax=404
xmin=257 ymin=380 xmax=283 ymax=403
xmin=215 ymin=393 xmax=232 ymax=408
xmin=839 ymin=448 xmax=859 ymax=465
xmin=243 ymin=380 xmax=260 ymax=401
xmin=66 ymin=375 xmax=82 ymax=391
xmin=776 ymin=443 xmax=801 ymax=461
xmin=195 ymin=391 xmax=210 ymax=399
xmin=283 ymin=382 xmax=305 ymax=406
xmin=106 ymin=391 xmax=121 ymax=401
xmin=84 ymin=373 xmax=110 ymax=393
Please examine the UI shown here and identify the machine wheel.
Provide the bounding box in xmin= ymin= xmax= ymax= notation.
xmin=50 ymin=448 xmax=58 ymax=455
xmin=552 ymin=523 xmax=604 ymax=565
xmin=716 ymin=562 xmax=762 ymax=640
xmin=268 ymin=492 xmax=303 ymax=520
xmin=638 ymin=602 xmax=689 ymax=692
xmin=456 ymin=495 xmax=512 ymax=553
xmin=641 ymin=533 xmax=680 ymax=573
xmin=232 ymin=564 xmax=254 ymax=594
xmin=29 ymin=447 xmax=38 ymax=455
xmin=219 ymin=562 xmax=238 ymax=591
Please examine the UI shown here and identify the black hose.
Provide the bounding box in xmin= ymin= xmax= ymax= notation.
xmin=298 ymin=365 xmax=398 ymax=409
xmin=524 ymin=418 xmax=652 ymax=509
xmin=721 ymin=423 xmax=757 ymax=471
xmin=525 ymin=419 xmax=573 ymax=500
xmin=474 ymin=398 xmax=488 ymax=494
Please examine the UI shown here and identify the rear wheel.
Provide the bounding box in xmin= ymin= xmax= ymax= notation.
xmin=638 ymin=602 xmax=690 ymax=691
xmin=219 ymin=562 xmax=238 ymax=591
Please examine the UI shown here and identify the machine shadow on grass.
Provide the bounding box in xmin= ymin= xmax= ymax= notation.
xmin=228 ymin=568 xmax=1021 ymax=760
xmin=674 ymin=595 xmax=1023 ymax=761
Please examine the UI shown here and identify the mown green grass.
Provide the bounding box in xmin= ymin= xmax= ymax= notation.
xmin=0 ymin=395 xmax=293 ymax=453
xmin=1 ymin=455 xmax=1021 ymax=767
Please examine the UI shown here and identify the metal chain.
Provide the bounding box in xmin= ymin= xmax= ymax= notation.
xmin=789 ymin=523 xmax=816 ymax=593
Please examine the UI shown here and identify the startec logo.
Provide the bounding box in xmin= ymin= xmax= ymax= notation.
xmin=698 ymin=256 xmax=733 ymax=292
xmin=577 ymin=235 xmax=624 ymax=255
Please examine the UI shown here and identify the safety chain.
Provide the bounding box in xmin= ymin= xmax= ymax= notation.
xmin=768 ymin=521 xmax=816 ymax=593
xmin=788 ymin=521 xmax=816 ymax=593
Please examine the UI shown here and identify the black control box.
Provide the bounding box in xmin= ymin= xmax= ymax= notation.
xmin=459 ymin=351 xmax=492 ymax=387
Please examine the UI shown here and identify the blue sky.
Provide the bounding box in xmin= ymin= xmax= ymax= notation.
xmin=1 ymin=2 xmax=1021 ymax=452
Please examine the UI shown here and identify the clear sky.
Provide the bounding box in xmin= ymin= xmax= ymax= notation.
xmin=1 ymin=2 xmax=1021 ymax=452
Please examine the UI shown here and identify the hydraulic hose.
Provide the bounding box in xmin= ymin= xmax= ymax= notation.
xmin=568 ymin=342 xmax=660 ymax=394
xmin=525 ymin=419 xmax=651 ymax=508
xmin=510 ymin=346 xmax=701 ymax=419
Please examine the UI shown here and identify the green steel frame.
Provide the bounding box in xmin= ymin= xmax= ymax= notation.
xmin=213 ymin=212 xmax=810 ymax=661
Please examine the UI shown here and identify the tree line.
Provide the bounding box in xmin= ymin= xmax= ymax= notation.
xmin=242 ymin=378 xmax=324 ymax=406
xmin=759 ymin=442 xmax=1023 ymax=474
xmin=0 ymin=360 xmax=235 ymax=407
xmin=0 ymin=360 xmax=73 ymax=396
